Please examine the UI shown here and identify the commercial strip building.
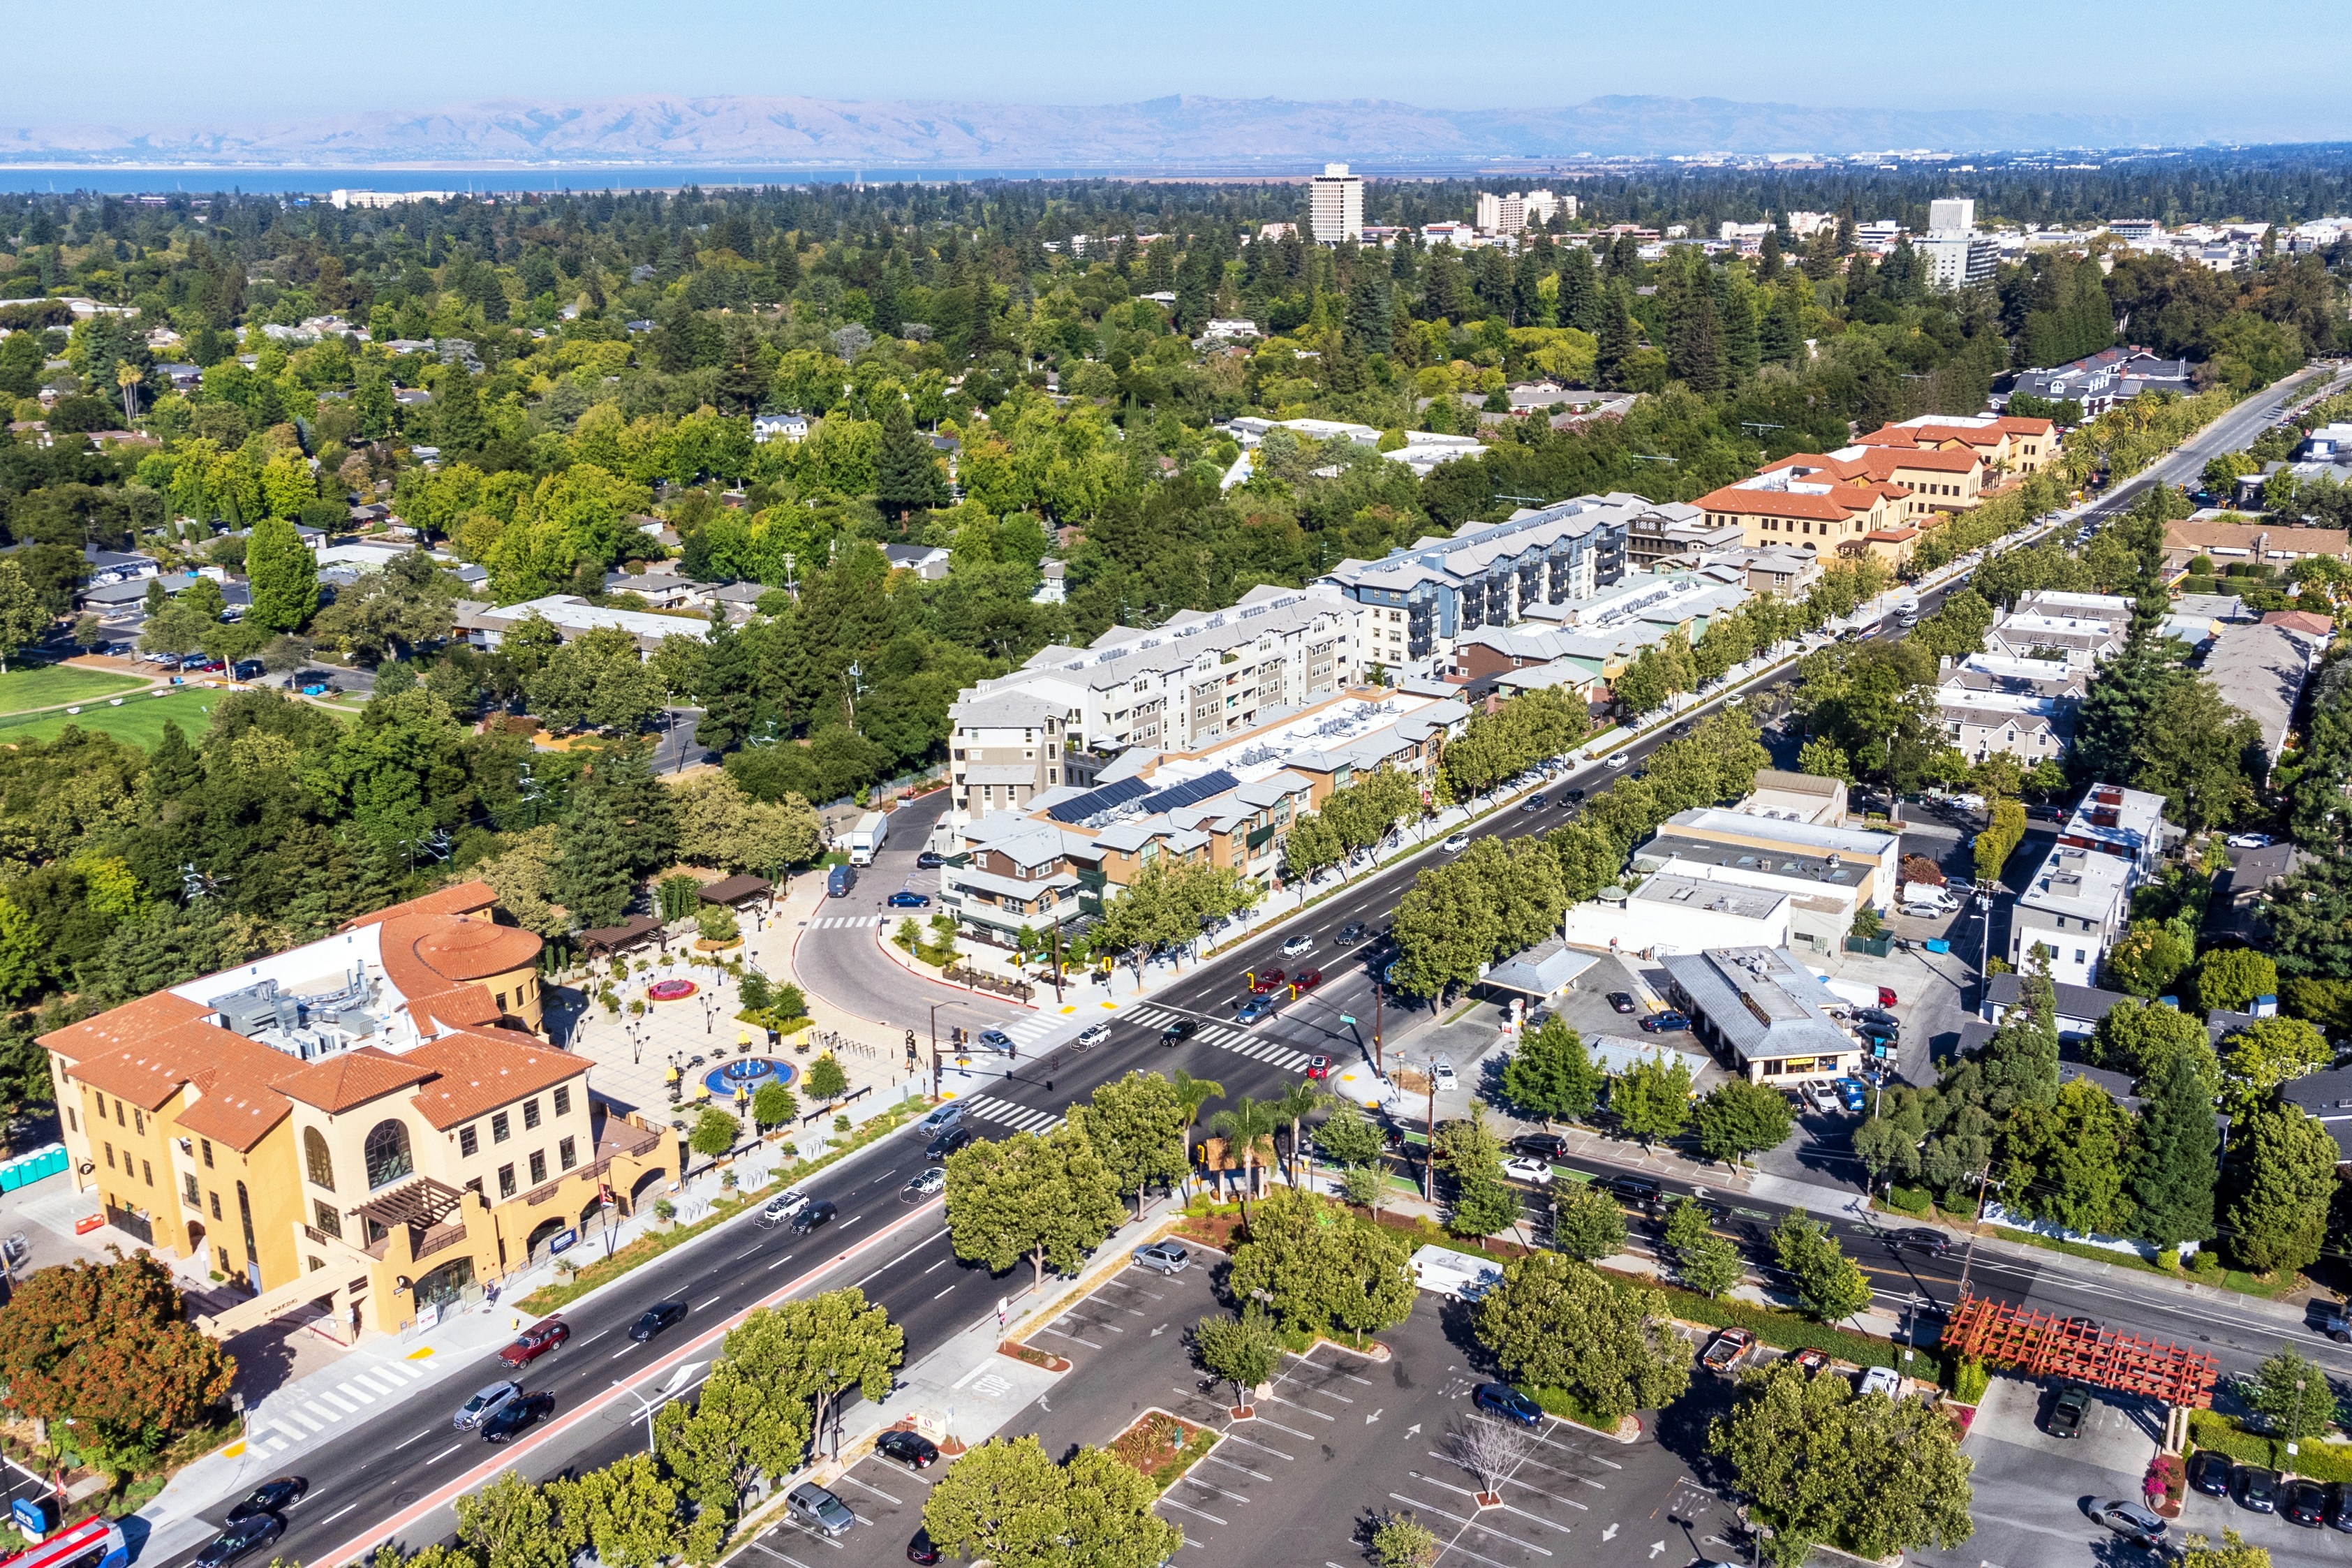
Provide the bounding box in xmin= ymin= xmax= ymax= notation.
xmin=1658 ymin=947 xmax=1867 ymax=1087
xmin=40 ymin=882 xmax=676 ymax=1343
xmin=1558 ymin=875 xmax=1792 ymax=957
xmin=1627 ymin=832 xmax=1872 ymax=960
xmin=2162 ymin=518 xmax=2352 ymax=572
xmin=457 ymin=593 xmax=716 ymax=657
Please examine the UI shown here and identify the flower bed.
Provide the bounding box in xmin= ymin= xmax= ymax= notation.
xmin=999 ymin=1340 xmax=1070 ymax=1373
xmin=1108 ymin=1410 xmax=1218 ymax=1492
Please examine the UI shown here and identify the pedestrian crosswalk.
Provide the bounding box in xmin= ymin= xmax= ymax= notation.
xmin=1123 ymin=1005 xmax=1318 ymax=1072
xmin=996 ymin=1013 xmax=1061 ymax=1046
xmin=807 ymin=915 xmax=887 ymax=929
xmin=254 ymin=1354 xmax=433 ymax=1453
xmin=956 ymin=1095 xmax=1064 ymax=1134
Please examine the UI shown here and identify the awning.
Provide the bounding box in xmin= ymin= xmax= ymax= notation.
xmin=354 ymin=1175 xmax=465 ymax=1230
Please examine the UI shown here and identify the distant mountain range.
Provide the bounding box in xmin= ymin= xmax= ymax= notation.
xmin=0 ymin=93 xmax=2312 ymax=170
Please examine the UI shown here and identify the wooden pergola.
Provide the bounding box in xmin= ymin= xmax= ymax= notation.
xmin=1944 ymin=1291 xmax=2220 ymax=1409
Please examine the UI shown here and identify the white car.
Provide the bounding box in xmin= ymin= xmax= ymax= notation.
xmin=1500 ymin=1155 xmax=1553 ymax=1184
xmin=1857 ymin=1366 xmax=1903 ymax=1399
xmin=1441 ymin=831 xmax=1472 ymax=853
xmin=1280 ymin=933 xmax=1315 ymax=958
xmin=1074 ymin=1022 xmax=1113 ymax=1049
xmin=2226 ymin=833 xmax=2273 ymax=849
xmin=756 ymin=1190 xmax=811 ymax=1227
xmin=1604 ymin=751 xmax=1630 ymax=769
xmin=1433 ymin=1059 xmax=1458 ymax=1090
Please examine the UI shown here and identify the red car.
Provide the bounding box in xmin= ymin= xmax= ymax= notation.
xmin=1291 ymin=968 xmax=1324 ymax=993
xmin=498 ymin=1319 xmax=570 ymax=1368
xmin=1248 ymin=968 xmax=1287 ymax=995
xmin=1304 ymin=1056 xmax=1331 ymax=1080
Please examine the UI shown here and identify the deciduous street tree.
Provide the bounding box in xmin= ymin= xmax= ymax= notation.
xmin=1473 ymin=1252 xmax=1691 ymax=1423
xmin=1551 ymin=1183 xmax=1629 ymax=1262
xmin=454 ymin=1472 xmax=566 ymax=1568
xmin=1694 ymin=1079 xmax=1796 ymax=1169
xmin=1225 ymin=1186 xmax=1415 ymax=1340
xmin=1190 ymin=1304 xmax=1282 ymax=1409
xmin=1071 ymin=1071 xmax=1190 ymax=1215
xmin=1502 ymin=1018 xmax=1603 ymax=1126
xmin=922 ymin=1434 xmax=1180 ymax=1568
xmin=1771 ymin=1213 xmax=1872 ymax=1322
xmin=1613 ymin=1055 xmax=1694 ymax=1145
xmin=551 ymin=1454 xmax=680 ymax=1568
xmin=943 ymin=1123 xmax=1127 ymax=1292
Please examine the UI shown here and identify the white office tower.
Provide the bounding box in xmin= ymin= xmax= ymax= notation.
xmin=1476 ymin=189 xmax=1567 ymax=237
xmin=1924 ymin=197 xmax=1997 ymax=291
xmin=1928 ymin=198 xmax=1976 ymax=236
xmin=1311 ymin=163 xmax=1363 ymax=244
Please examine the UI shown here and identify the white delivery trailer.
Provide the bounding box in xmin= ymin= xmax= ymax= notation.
xmin=1821 ymin=976 xmax=1880 ymax=1012
xmin=1410 ymin=1245 xmax=1503 ymax=1302
xmin=846 ymin=811 xmax=889 ymax=866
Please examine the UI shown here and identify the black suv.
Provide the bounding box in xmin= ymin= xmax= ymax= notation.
xmin=926 ymin=1126 xmax=975 ymax=1161
xmin=1160 ymin=1018 xmax=1197 ymax=1046
xmin=1602 ymin=1173 xmax=1664 ymax=1210
xmin=1510 ymin=1133 xmax=1569 ymax=1161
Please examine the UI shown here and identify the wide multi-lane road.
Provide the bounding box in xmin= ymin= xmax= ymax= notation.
xmin=180 ymin=372 xmax=2344 ymax=1568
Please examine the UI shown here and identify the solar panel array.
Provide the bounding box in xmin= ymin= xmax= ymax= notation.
xmin=1140 ymin=769 xmax=1240 ymax=814
xmin=1043 ymin=775 xmax=1150 ymax=823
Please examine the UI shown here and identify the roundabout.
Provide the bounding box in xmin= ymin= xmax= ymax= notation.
xmin=646 ymin=978 xmax=698 ymax=1003
xmin=701 ymin=1056 xmax=797 ymax=1097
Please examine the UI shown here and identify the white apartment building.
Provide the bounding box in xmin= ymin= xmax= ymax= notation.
xmin=944 ymin=584 xmax=1368 ymax=829
xmin=1476 ymin=190 xmax=1569 ymax=236
xmin=1923 ymin=198 xmax=1998 ymax=291
xmin=1310 ymin=164 xmax=1363 ymax=244
xmin=2010 ymin=846 xmax=2133 ymax=988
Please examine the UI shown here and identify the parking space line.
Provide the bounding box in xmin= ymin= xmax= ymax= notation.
xmin=747 ymin=1541 xmax=814 ymax=1568
xmin=1204 ymin=1455 xmax=1271 ymax=1482
xmin=1181 ymin=1475 xmax=1249 ymax=1504
xmin=1213 ymin=1430 xmax=1295 ymax=1462
xmin=1157 ymin=1497 xmax=1228 ymax=1526
xmin=1456 ymin=1449 xmax=1596 ymax=1500
xmin=1038 ymin=1325 xmax=1102 ymax=1350
xmin=836 ymin=1474 xmax=901 ymax=1504
xmin=1261 ymin=1393 xmax=1333 ymax=1421
xmin=1303 ymin=1383 xmax=1354 ymax=1404
xmin=1384 ymin=1493 xmax=1554 ymax=1556
xmin=1409 ymin=1470 xmax=1578 ymax=1531
xmin=1250 ymin=1414 xmax=1319 ymax=1441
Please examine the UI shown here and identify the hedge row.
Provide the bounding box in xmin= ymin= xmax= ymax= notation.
xmin=2189 ymin=1410 xmax=2352 ymax=1486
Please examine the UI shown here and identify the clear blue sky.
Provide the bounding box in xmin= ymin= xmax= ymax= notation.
xmin=22 ymin=0 xmax=2350 ymax=129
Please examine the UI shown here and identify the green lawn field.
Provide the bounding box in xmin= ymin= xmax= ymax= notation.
xmin=0 ymin=687 xmax=222 ymax=748
xmin=0 ymin=665 xmax=149 ymax=716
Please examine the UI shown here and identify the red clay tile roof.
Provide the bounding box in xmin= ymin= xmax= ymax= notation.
xmin=401 ymin=1033 xmax=587 ymax=1130
xmin=67 ymin=1019 xmax=254 ymax=1111
xmin=175 ymin=1081 xmax=293 ymax=1153
xmin=410 ymin=919 xmax=542 ymax=982
xmin=339 ymin=880 xmax=500 ymax=931
xmin=276 ymin=1046 xmax=438 ymax=1115
xmin=1694 ymin=482 xmax=1884 ymax=522
xmin=1995 ymin=415 xmax=2056 ymax=437
xmin=38 ymin=992 xmax=211 ymax=1063
xmin=67 ymin=1021 xmax=304 ymax=1153
xmin=407 ymin=986 xmax=504 ymax=1032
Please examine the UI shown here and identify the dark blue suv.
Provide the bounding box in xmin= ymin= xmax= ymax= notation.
xmin=1472 ymin=1382 xmax=1542 ymax=1426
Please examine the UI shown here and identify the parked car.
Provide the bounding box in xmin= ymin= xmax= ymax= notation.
xmin=1701 ymin=1328 xmax=1754 ymax=1373
xmin=915 ymin=851 xmax=946 ymax=869
xmin=1500 ymin=1155 xmax=1553 ymax=1184
xmin=2186 ymin=1449 xmax=2234 ymax=1496
xmin=631 ymin=1301 xmax=689 ymax=1343
xmin=1336 ymin=923 xmax=1369 ymax=946
xmin=2238 ymin=1465 xmax=2281 ymax=1513
xmin=1803 ymin=1081 xmax=1842 ymax=1115
xmin=2227 ymin=833 xmax=2275 ymax=850
xmin=2090 ymin=1500 xmax=2168 ymax=1548
xmin=1074 ymin=1022 xmax=1113 ymax=1049
xmin=453 ymin=1380 xmax=522 ymax=1430
xmin=901 ymin=1167 xmax=947 ymax=1201
xmin=2043 ymin=1382 xmax=2092 ymax=1439
xmin=1304 ymin=1056 xmax=1331 ymax=1080
xmin=926 ymin=1127 xmax=974 ymax=1161
xmin=1606 ymin=991 xmax=1639 ymax=1014
xmin=1442 ymin=831 xmax=1472 ymax=853
xmin=498 ymin=1319 xmax=570 ymax=1368
xmin=1834 ymin=1079 xmax=1867 ymax=1112
xmin=1638 ymin=1010 xmax=1691 ymax=1033
xmin=906 ymin=1529 xmax=942 ymax=1565
xmin=1791 ymin=1349 xmax=1828 ymax=1376
xmin=226 ymin=1478 xmax=309 ymax=1522
xmin=481 ymin=1391 xmax=556 ymax=1444
xmin=785 ymin=1482 xmax=857 ymax=1537
xmin=887 ymin=890 xmax=931 ymax=908
xmin=1433 ymin=1059 xmax=1457 ymax=1089
xmin=1471 ymin=1382 xmax=1542 ymax=1426
xmin=790 ymin=1199 xmax=839 ymax=1234
xmin=1132 ymin=1241 xmax=1190 ymax=1275
xmin=2326 ymin=1481 xmax=2352 ymax=1532
xmin=194 ymin=1514 xmax=286 ymax=1568
xmin=757 ymin=1190 xmax=811 ymax=1227
xmin=1510 ymin=1133 xmax=1568 ymax=1160
xmin=1281 ymin=933 xmax=1315 ymax=957
xmin=1851 ymin=1007 xmax=1900 ymax=1034
xmin=1236 ymin=996 xmax=1278 ymax=1025
xmin=1857 ymin=1366 xmax=1902 ymax=1399
xmin=1160 ymin=1017 xmax=1197 ymax=1046
xmin=2285 ymin=1479 xmax=2330 ymax=1527
xmin=876 ymin=1430 xmax=940 ymax=1470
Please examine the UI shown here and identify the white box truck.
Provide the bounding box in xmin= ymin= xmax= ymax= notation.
xmin=846 ymin=811 xmax=889 ymax=866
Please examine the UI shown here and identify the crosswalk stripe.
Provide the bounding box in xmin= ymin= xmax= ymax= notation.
xmin=289 ymin=1410 xmax=322 ymax=1432
xmin=273 ymin=1420 xmax=306 ymax=1444
xmin=1276 ymin=1051 xmax=1311 ymax=1070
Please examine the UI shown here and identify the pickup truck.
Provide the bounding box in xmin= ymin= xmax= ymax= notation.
xmin=1701 ymin=1328 xmax=1754 ymax=1374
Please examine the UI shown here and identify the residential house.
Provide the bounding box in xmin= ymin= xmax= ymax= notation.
xmin=455 ymin=596 xmax=715 ymax=658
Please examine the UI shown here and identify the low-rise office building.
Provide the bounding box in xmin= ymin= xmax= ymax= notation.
xmin=1655 ymin=807 xmax=1900 ymax=911
xmin=1558 ymin=875 xmax=1791 ymax=957
xmin=39 ymin=882 xmax=675 ymax=1344
xmin=2199 ymin=621 xmax=2318 ymax=764
xmin=1627 ymin=834 xmax=1869 ymax=959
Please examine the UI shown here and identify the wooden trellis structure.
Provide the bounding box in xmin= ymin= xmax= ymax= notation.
xmin=1944 ymin=1292 xmax=2220 ymax=1409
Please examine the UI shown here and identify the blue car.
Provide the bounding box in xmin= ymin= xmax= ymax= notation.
xmin=887 ymin=890 xmax=931 ymax=908
xmin=1236 ymin=996 xmax=1278 ymax=1025
xmin=1472 ymin=1382 xmax=1542 ymax=1426
xmin=1835 ymin=1079 xmax=1867 ymax=1112
xmin=976 ymin=1028 xmax=1016 ymax=1053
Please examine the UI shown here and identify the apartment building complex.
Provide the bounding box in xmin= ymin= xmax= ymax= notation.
xmin=40 ymin=882 xmax=675 ymax=1344
xmin=1475 ymin=189 xmax=1570 ymax=236
xmin=945 ymin=584 xmax=1367 ymax=829
xmin=1316 ymin=492 xmax=1657 ymax=666
xmin=1935 ymin=652 xmax=2090 ymax=764
xmin=2011 ymin=782 xmax=2173 ymax=986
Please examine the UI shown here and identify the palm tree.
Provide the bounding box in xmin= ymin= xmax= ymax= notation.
xmin=1171 ymin=1069 xmax=1223 ymax=1204
xmin=1209 ymin=1096 xmax=1278 ymax=1215
xmin=115 ymin=362 xmax=142 ymax=424
xmin=1271 ymin=1081 xmax=1324 ymax=1187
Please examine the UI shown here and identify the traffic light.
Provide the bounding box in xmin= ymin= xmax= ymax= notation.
xmin=905 ymin=1029 xmax=919 ymax=1060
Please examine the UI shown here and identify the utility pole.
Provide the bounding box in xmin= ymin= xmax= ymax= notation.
xmin=1423 ymin=1061 xmax=1437 ymax=1201
xmin=1373 ymin=982 xmax=1384 ymax=1073
xmin=1050 ymin=919 xmax=1063 ymax=1006
xmin=1955 ymin=1160 xmax=1997 ymax=1301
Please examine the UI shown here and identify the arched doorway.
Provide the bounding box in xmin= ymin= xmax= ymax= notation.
xmin=625 ymin=1169 xmax=667 ymax=1217
xmin=524 ymin=1217 xmax=568 ymax=1262
xmin=414 ymin=1257 xmax=474 ymax=1312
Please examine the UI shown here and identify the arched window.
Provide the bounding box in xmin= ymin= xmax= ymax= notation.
xmin=363 ymin=1119 xmax=413 ymax=1190
xmin=304 ymin=1128 xmax=335 ymax=1191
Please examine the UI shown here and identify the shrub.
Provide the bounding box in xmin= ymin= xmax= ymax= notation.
xmin=1950 ymin=1357 xmax=1989 ymax=1403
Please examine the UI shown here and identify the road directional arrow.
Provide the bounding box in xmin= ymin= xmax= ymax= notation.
xmin=1404 ymin=1423 xmax=1421 ymax=1440
xmin=1366 ymin=1409 xmax=1382 ymax=1425
xmin=1649 ymin=1543 xmax=1666 ymax=1559
xmin=1601 ymin=1525 xmax=1618 ymax=1542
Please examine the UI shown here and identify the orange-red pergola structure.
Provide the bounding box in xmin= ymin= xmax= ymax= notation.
xmin=1943 ymin=1292 xmax=2221 ymax=1409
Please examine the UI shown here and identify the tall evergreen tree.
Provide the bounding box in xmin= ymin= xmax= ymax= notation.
xmin=1715 ymin=267 xmax=1761 ymax=383
xmin=1556 ymin=245 xmax=1602 ymax=334
xmin=1759 ymin=283 xmax=1804 ymax=364
xmin=1671 ymin=286 xmax=1724 ymax=392
xmin=1595 ymin=283 xmax=1640 ymax=387
xmin=874 ymin=399 xmax=945 ymax=519
xmin=433 ymin=370 xmax=489 ymax=454
xmin=2129 ymin=1043 xmax=2219 ymax=1248
xmin=1512 ymin=247 xmax=1548 ymax=328
xmin=244 ymin=514 xmax=318 ymax=634
xmin=1346 ymin=267 xmax=1393 ymax=352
